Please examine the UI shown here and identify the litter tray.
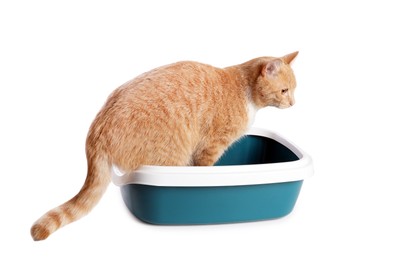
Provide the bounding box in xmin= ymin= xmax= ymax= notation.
xmin=112 ymin=127 xmax=313 ymax=225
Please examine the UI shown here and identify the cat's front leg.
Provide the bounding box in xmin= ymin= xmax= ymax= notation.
xmin=192 ymin=137 xmax=231 ymax=166
xmin=192 ymin=146 xmax=223 ymax=166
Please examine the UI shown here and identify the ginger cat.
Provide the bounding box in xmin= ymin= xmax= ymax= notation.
xmin=31 ymin=51 xmax=299 ymax=240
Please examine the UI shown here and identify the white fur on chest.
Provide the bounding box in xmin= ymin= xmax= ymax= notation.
xmin=246 ymin=102 xmax=258 ymax=130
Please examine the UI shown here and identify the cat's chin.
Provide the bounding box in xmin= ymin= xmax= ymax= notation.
xmin=278 ymin=104 xmax=293 ymax=109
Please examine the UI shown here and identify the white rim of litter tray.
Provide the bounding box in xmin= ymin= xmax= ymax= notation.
xmin=111 ymin=127 xmax=314 ymax=187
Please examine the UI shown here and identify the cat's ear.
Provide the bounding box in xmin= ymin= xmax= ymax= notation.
xmin=282 ymin=51 xmax=299 ymax=65
xmin=261 ymin=59 xmax=282 ymax=77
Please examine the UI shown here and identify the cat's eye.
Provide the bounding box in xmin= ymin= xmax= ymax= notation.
xmin=281 ymin=88 xmax=289 ymax=95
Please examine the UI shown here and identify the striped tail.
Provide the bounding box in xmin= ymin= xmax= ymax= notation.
xmin=30 ymin=155 xmax=111 ymax=241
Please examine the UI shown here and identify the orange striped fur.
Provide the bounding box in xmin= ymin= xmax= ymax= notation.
xmin=31 ymin=52 xmax=298 ymax=240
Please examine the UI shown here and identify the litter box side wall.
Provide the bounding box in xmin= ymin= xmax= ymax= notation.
xmin=215 ymin=134 xmax=299 ymax=166
xmin=121 ymin=181 xmax=303 ymax=225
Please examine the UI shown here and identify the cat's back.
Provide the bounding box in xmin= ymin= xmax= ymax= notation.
xmin=128 ymin=60 xmax=222 ymax=92
xmin=97 ymin=61 xmax=226 ymax=130
xmin=110 ymin=61 xmax=224 ymax=114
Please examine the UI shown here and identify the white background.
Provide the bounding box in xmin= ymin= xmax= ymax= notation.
xmin=1 ymin=0 xmax=399 ymax=259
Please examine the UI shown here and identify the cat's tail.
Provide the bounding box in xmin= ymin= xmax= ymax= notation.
xmin=30 ymin=154 xmax=111 ymax=241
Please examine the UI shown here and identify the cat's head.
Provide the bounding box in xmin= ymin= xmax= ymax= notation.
xmin=252 ymin=51 xmax=298 ymax=109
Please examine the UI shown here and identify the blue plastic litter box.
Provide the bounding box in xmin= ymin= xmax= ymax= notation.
xmin=112 ymin=127 xmax=313 ymax=225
